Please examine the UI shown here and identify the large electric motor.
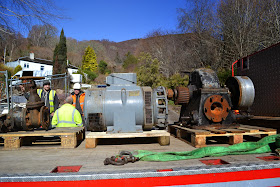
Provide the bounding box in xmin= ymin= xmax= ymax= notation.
xmin=168 ymin=68 xmax=255 ymax=129
xmin=84 ymin=73 xmax=168 ymax=133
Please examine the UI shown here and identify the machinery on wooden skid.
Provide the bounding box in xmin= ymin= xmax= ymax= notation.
xmin=1 ymin=77 xmax=50 ymax=132
xmin=84 ymin=73 xmax=168 ymax=133
xmin=168 ymin=68 xmax=255 ymax=129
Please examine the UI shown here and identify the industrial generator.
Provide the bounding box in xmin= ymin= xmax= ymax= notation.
xmin=84 ymin=73 xmax=168 ymax=133
xmin=168 ymin=68 xmax=255 ymax=129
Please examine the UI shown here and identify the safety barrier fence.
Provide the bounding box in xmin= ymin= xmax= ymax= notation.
xmin=0 ymin=73 xmax=70 ymax=113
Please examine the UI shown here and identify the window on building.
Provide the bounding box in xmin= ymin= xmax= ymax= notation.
xmin=24 ymin=63 xmax=26 ymax=68
xmin=26 ymin=63 xmax=29 ymax=68
xmin=40 ymin=66 xmax=44 ymax=71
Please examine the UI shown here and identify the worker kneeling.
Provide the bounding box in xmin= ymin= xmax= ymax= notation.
xmin=51 ymin=96 xmax=83 ymax=127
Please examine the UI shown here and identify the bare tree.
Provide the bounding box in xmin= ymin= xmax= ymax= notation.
xmin=177 ymin=0 xmax=222 ymax=70
xmin=141 ymin=29 xmax=193 ymax=77
xmin=258 ymin=0 xmax=280 ymax=48
xmin=28 ymin=24 xmax=58 ymax=48
xmin=0 ymin=32 xmax=24 ymax=62
xmin=218 ymin=0 xmax=262 ymax=64
xmin=177 ymin=0 xmax=280 ymax=69
xmin=218 ymin=0 xmax=280 ymax=66
xmin=0 ymin=0 xmax=63 ymax=35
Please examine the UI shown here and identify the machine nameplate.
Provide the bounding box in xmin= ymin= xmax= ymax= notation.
xmin=129 ymin=91 xmax=140 ymax=96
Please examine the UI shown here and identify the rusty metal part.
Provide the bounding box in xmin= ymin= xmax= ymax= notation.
xmin=167 ymin=89 xmax=174 ymax=99
xmin=22 ymin=79 xmax=47 ymax=130
xmin=26 ymin=101 xmax=45 ymax=109
xmin=19 ymin=76 xmax=45 ymax=80
xmin=40 ymin=106 xmax=50 ymax=130
xmin=29 ymin=108 xmax=41 ymax=128
xmin=3 ymin=78 xmax=50 ymax=132
xmin=104 ymin=151 xmax=140 ymax=166
xmin=203 ymin=95 xmax=231 ymax=123
xmin=21 ymin=108 xmax=31 ymax=130
xmin=175 ymin=87 xmax=190 ymax=105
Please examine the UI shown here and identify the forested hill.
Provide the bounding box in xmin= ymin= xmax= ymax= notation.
xmin=3 ymin=35 xmax=142 ymax=70
xmin=3 ymin=33 xmax=189 ymax=73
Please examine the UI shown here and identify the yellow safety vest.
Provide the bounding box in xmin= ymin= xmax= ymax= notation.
xmin=51 ymin=104 xmax=83 ymax=127
xmin=37 ymin=89 xmax=56 ymax=113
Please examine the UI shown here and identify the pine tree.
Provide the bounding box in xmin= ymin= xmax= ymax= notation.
xmin=53 ymin=29 xmax=67 ymax=75
xmin=98 ymin=60 xmax=108 ymax=74
xmin=82 ymin=46 xmax=98 ymax=72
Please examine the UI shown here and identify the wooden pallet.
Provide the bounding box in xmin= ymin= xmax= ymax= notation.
xmin=85 ymin=130 xmax=170 ymax=148
xmin=0 ymin=127 xmax=85 ymax=149
xmin=168 ymin=125 xmax=277 ymax=148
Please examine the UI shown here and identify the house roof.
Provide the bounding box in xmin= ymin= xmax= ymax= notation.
xmin=19 ymin=57 xmax=53 ymax=66
xmin=68 ymin=64 xmax=79 ymax=69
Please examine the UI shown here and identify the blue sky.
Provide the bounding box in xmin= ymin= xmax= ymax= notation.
xmin=55 ymin=0 xmax=187 ymax=42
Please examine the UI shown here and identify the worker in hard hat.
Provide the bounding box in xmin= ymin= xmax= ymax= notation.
xmin=52 ymin=96 xmax=83 ymax=127
xmin=37 ymin=80 xmax=59 ymax=117
xmin=71 ymin=83 xmax=85 ymax=115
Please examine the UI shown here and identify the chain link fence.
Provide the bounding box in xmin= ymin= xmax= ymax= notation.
xmin=47 ymin=73 xmax=71 ymax=103
xmin=7 ymin=73 xmax=70 ymax=111
xmin=0 ymin=71 xmax=9 ymax=114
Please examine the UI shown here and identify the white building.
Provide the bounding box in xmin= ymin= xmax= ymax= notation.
xmin=6 ymin=53 xmax=80 ymax=82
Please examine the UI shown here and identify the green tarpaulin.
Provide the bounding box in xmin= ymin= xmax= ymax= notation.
xmin=135 ymin=134 xmax=280 ymax=161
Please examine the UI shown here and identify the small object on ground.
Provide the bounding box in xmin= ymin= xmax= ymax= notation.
xmin=104 ymin=151 xmax=140 ymax=166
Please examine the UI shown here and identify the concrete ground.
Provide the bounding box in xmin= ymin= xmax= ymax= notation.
xmin=0 ymin=107 xmax=276 ymax=175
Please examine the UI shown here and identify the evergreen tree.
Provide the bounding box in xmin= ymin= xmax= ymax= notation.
xmin=137 ymin=53 xmax=164 ymax=88
xmin=53 ymin=29 xmax=67 ymax=75
xmin=98 ymin=60 xmax=108 ymax=74
xmin=82 ymin=46 xmax=98 ymax=72
xmin=122 ymin=52 xmax=138 ymax=69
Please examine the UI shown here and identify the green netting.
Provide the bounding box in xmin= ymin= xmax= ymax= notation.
xmin=135 ymin=134 xmax=280 ymax=161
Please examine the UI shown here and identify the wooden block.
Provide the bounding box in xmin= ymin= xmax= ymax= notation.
xmin=237 ymin=127 xmax=259 ymax=133
xmin=158 ymin=136 xmax=170 ymax=146
xmin=240 ymin=125 xmax=276 ymax=132
xmin=86 ymin=130 xmax=170 ymax=138
xmin=86 ymin=138 xmax=98 ymax=148
xmin=191 ymin=134 xmax=206 ymax=148
xmin=167 ymin=125 xmax=172 ymax=132
xmin=222 ymin=129 xmax=246 ymax=133
xmin=229 ymin=135 xmax=243 ymax=145
xmin=4 ymin=137 xmax=21 ymax=149
xmin=176 ymin=129 xmax=181 ymax=138
xmin=173 ymin=125 xmax=210 ymax=135
xmin=203 ymin=127 xmax=226 ymax=134
xmin=85 ymin=130 xmax=170 ymax=148
xmin=61 ymin=135 xmax=77 ymax=148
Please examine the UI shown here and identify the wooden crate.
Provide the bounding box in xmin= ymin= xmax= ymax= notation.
xmin=0 ymin=127 xmax=85 ymax=149
xmin=168 ymin=125 xmax=277 ymax=148
xmin=85 ymin=130 xmax=170 ymax=148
